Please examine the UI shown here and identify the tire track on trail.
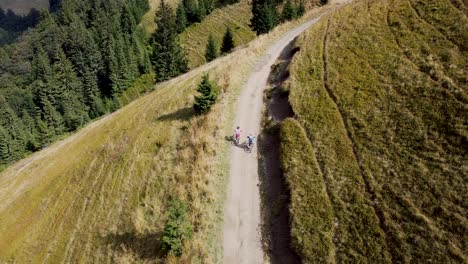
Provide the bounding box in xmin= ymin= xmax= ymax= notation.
xmin=321 ymin=17 xmax=393 ymax=262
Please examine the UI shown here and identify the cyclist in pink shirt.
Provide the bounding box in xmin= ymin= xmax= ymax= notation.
xmin=234 ymin=126 xmax=242 ymax=144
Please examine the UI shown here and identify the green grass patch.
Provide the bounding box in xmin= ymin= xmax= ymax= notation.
xmin=280 ymin=118 xmax=334 ymax=263
xmin=286 ymin=0 xmax=467 ymax=262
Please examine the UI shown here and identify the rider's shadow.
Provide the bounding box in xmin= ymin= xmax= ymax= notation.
xmin=224 ymin=136 xmax=248 ymax=150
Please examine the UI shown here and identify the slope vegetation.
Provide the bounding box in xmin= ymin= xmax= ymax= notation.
xmin=0 ymin=0 xmax=48 ymax=15
xmin=281 ymin=0 xmax=467 ymax=262
xmin=179 ymin=0 xmax=256 ymax=68
xmin=0 ymin=7 xmax=332 ymax=262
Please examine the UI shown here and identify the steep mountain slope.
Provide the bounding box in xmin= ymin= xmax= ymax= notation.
xmin=281 ymin=0 xmax=467 ymax=262
xmin=0 ymin=0 xmax=48 ymax=15
xmin=179 ymin=0 xmax=256 ymax=68
xmin=0 ymin=7 xmax=331 ymax=262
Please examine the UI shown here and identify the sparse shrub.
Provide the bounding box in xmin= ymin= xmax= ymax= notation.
xmin=194 ymin=75 xmax=219 ymax=114
xmin=161 ymin=199 xmax=193 ymax=256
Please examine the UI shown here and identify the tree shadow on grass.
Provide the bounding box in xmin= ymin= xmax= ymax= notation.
xmin=103 ymin=231 xmax=165 ymax=260
xmin=156 ymin=107 xmax=194 ymax=122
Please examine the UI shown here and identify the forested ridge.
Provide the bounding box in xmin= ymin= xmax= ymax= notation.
xmin=0 ymin=0 xmax=151 ymax=167
xmin=0 ymin=0 xmax=312 ymax=167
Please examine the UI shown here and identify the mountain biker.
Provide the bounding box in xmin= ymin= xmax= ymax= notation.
xmin=234 ymin=126 xmax=242 ymax=144
xmin=247 ymin=134 xmax=255 ymax=148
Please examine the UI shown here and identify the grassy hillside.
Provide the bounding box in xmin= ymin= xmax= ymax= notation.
xmin=140 ymin=0 xmax=255 ymax=69
xmin=282 ymin=0 xmax=467 ymax=262
xmin=0 ymin=0 xmax=48 ymax=15
xmin=0 ymin=5 xmax=336 ymax=262
xmin=179 ymin=1 xmax=256 ymax=68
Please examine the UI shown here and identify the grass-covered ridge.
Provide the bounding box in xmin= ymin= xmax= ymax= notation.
xmin=283 ymin=0 xmax=467 ymax=262
xmin=179 ymin=0 xmax=256 ymax=68
xmin=0 ymin=5 xmax=335 ymax=262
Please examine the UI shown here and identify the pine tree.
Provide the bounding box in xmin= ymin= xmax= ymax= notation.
xmin=194 ymin=75 xmax=218 ymax=114
xmin=204 ymin=34 xmax=218 ymax=62
xmin=175 ymin=3 xmax=188 ymax=34
xmin=36 ymin=118 xmax=54 ymax=147
xmin=250 ymin=0 xmax=278 ymax=35
xmin=0 ymin=126 xmax=10 ymax=164
xmin=221 ymin=27 xmax=235 ymax=54
xmin=0 ymin=96 xmax=27 ymax=161
xmin=31 ymin=47 xmax=53 ymax=82
xmin=41 ymin=99 xmax=64 ymax=135
xmin=53 ymin=49 xmax=89 ymax=131
xmin=183 ymin=0 xmax=198 ymax=23
xmin=151 ymin=0 xmax=188 ymax=82
xmin=21 ymin=110 xmax=39 ymax=151
xmin=49 ymin=0 xmax=62 ymax=13
xmin=281 ymin=0 xmax=296 ymax=21
xmin=297 ymin=1 xmax=305 ymax=17
xmin=195 ymin=0 xmax=207 ymax=22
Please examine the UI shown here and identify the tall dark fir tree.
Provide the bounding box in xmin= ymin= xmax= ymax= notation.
xmin=221 ymin=27 xmax=235 ymax=54
xmin=151 ymin=0 xmax=188 ymax=82
xmin=250 ymin=0 xmax=279 ymax=35
xmin=205 ymin=34 xmax=218 ymax=62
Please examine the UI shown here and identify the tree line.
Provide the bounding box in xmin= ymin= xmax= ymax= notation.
xmin=251 ymin=0 xmax=313 ymax=35
xmin=0 ymin=0 xmax=244 ymax=167
xmin=0 ymin=0 xmax=323 ymax=167
xmin=0 ymin=0 xmax=151 ymax=166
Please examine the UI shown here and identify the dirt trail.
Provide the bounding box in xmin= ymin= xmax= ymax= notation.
xmin=223 ymin=15 xmax=323 ymax=264
xmin=223 ymin=1 xmax=351 ymax=262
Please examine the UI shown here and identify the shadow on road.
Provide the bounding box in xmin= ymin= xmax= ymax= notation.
xmin=258 ymin=38 xmax=301 ymax=264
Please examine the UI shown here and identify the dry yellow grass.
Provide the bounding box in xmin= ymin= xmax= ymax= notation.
xmin=0 ymin=4 xmax=339 ymax=262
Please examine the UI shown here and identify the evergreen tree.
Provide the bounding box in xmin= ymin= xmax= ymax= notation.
xmin=297 ymin=1 xmax=305 ymax=17
xmin=195 ymin=0 xmax=207 ymax=22
xmin=21 ymin=110 xmax=39 ymax=151
xmin=183 ymin=0 xmax=199 ymax=23
xmin=31 ymin=47 xmax=53 ymax=82
xmin=0 ymin=96 xmax=27 ymax=161
xmin=281 ymin=0 xmax=296 ymax=21
xmin=41 ymin=99 xmax=64 ymax=135
xmin=53 ymin=49 xmax=89 ymax=131
xmin=175 ymin=3 xmax=188 ymax=33
xmin=194 ymin=75 xmax=218 ymax=114
xmin=151 ymin=0 xmax=188 ymax=82
xmin=49 ymin=0 xmax=62 ymax=13
xmin=36 ymin=118 xmax=54 ymax=147
xmin=221 ymin=27 xmax=235 ymax=54
xmin=250 ymin=0 xmax=278 ymax=35
xmin=204 ymin=34 xmax=218 ymax=62
xmin=0 ymin=126 xmax=10 ymax=164
xmin=121 ymin=5 xmax=137 ymax=34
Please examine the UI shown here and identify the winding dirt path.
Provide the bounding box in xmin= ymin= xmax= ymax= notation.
xmin=223 ymin=1 xmax=352 ymax=262
xmin=222 ymin=14 xmax=325 ymax=264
